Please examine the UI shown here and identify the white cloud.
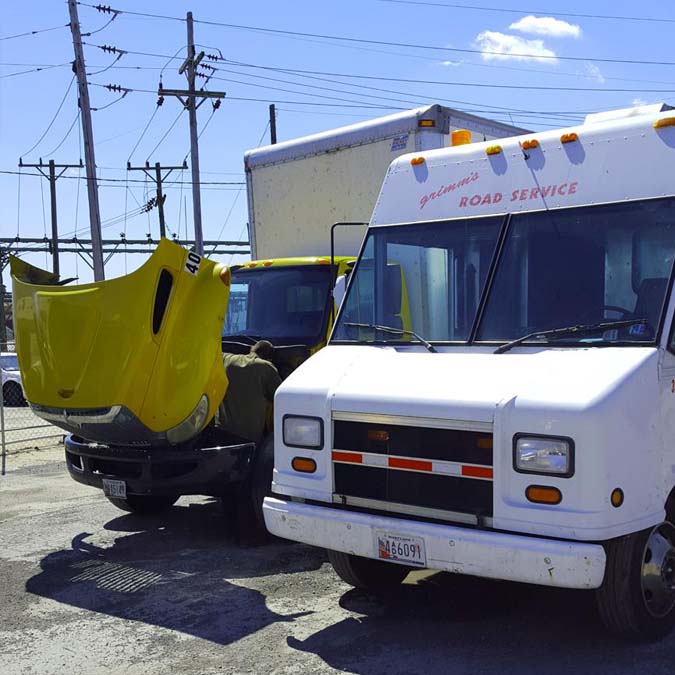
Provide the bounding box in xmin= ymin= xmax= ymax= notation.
xmin=474 ymin=31 xmax=557 ymax=63
xmin=584 ymin=63 xmax=605 ymax=84
xmin=632 ymin=98 xmax=649 ymax=106
xmin=440 ymin=59 xmax=462 ymax=67
xmin=510 ymin=15 xmax=581 ymax=39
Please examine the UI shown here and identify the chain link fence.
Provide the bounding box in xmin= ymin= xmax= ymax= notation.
xmin=1 ymin=341 xmax=65 ymax=475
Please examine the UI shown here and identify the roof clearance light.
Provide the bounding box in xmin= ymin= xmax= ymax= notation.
xmin=452 ymin=129 xmax=472 ymax=146
xmin=654 ymin=117 xmax=675 ymax=129
xmin=262 ymin=260 xmax=273 ymax=266
xmin=522 ymin=139 xmax=540 ymax=150
xmin=246 ymin=262 xmax=258 ymax=268
xmin=219 ymin=266 xmax=231 ymax=286
xmin=486 ymin=145 xmax=502 ymax=156
xmin=410 ymin=157 xmax=425 ymax=166
xmin=561 ymin=132 xmax=578 ymax=144
xmin=292 ymin=457 xmax=317 ymax=473
xmin=526 ymin=485 xmax=562 ymax=505
xmin=317 ymin=258 xmax=331 ymax=265
xmin=418 ymin=119 xmax=436 ymax=127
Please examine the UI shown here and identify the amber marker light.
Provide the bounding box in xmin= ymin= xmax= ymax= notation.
xmin=526 ymin=485 xmax=562 ymax=505
xmin=611 ymin=488 xmax=624 ymax=508
xmin=411 ymin=157 xmax=425 ymax=165
xmin=561 ymin=132 xmax=578 ymax=144
xmin=262 ymin=260 xmax=273 ymax=266
xmin=476 ymin=436 xmax=493 ymax=450
xmin=292 ymin=457 xmax=317 ymax=473
xmin=367 ymin=429 xmax=390 ymax=442
xmin=219 ymin=266 xmax=231 ymax=285
xmin=654 ymin=117 xmax=675 ymax=129
xmin=418 ymin=119 xmax=435 ymax=127
xmin=521 ymin=139 xmax=540 ymax=150
xmin=486 ymin=145 xmax=502 ymax=156
xmin=452 ymin=129 xmax=471 ymax=146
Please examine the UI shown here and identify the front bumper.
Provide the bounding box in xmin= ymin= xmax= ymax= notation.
xmin=65 ymin=432 xmax=255 ymax=497
xmin=263 ymin=497 xmax=607 ymax=589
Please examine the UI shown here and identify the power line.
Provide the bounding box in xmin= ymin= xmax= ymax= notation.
xmin=21 ymin=75 xmax=76 ymax=158
xmin=0 ymin=169 xmax=243 ymax=185
xmin=76 ymin=5 xmax=675 ymax=67
xmin=0 ymin=24 xmax=67 ymax=41
xmin=218 ymin=62 xmax=675 ymax=94
xmin=375 ymin=0 xmax=675 ymax=24
xmin=0 ymin=63 xmax=71 ymax=79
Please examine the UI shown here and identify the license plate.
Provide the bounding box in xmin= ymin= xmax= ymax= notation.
xmin=102 ymin=478 xmax=126 ymax=499
xmin=375 ymin=530 xmax=426 ymax=567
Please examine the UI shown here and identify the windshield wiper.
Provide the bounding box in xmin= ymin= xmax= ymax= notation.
xmin=494 ymin=318 xmax=648 ymax=354
xmin=344 ymin=322 xmax=437 ymax=353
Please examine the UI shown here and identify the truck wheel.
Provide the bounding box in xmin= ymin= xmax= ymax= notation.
xmin=327 ymin=549 xmax=409 ymax=591
xmin=106 ymin=494 xmax=179 ymax=514
xmin=3 ymin=381 xmax=26 ymax=407
xmin=596 ymin=521 xmax=675 ymax=641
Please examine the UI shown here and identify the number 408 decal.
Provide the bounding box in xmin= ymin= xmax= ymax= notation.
xmin=184 ymin=251 xmax=201 ymax=276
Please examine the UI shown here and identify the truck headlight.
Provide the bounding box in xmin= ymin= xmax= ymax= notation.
xmin=283 ymin=415 xmax=323 ymax=449
xmin=514 ymin=435 xmax=574 ymax=477
xmin=166 ymin=395 xmax=209 ymax=445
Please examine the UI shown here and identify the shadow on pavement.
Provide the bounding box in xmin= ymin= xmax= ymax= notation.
xmin=288 ymin=570 xmax=674 ymax=674
xmin=25 ymin=499 xmax=324 ymax=646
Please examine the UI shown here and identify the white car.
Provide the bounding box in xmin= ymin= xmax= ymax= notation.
xmin=1 ymin=352 xmax=26 ymax=407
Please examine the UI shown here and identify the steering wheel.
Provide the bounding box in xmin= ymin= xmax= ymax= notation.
xmin=579 ymin=305 xmax=633 ymax=323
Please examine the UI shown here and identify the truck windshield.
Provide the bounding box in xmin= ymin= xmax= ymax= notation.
xmin=333 ymin=197 xmax=675 ymax=346
xmin=333 ymin=216 xmax=504 ymax=343
xmin=223 ymin=265 xmax=334 ymax=346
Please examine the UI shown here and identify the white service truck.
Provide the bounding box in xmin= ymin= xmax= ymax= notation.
xmin=264 ymin=103 xmax=675 ymax=640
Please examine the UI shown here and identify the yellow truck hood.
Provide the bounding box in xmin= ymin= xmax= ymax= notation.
xmin=11 ymin=239 xmax=230 ymax=445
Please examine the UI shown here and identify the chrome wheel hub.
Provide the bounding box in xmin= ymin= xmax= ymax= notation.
xmin=641 ymin=522 xmax=675 ymax=618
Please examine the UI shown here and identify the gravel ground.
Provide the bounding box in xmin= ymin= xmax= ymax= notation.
xmin=2 ymin=447 xmax=675 ymax=675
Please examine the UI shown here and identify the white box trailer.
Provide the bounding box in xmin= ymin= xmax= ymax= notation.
xmin=264 ymin=103 xmax=675 ymax=640
xmin=244 ymin=105 xmax=527 ymax=259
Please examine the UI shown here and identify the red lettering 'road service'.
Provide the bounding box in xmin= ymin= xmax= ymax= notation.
xmin=458 ymin=182 xmax=579 ymax=208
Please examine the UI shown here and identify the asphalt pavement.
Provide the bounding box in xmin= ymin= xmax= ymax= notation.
xmin=2 ymin=447 xmax=675 ymax=674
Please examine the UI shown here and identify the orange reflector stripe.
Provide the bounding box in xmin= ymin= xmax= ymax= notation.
xmin=389 ymin=457 xmax=433 ymax=472
xmin=462 ymin=465 xmax=494 ymax=479
xmin=332 ymin=451 xmax=362 ymax=464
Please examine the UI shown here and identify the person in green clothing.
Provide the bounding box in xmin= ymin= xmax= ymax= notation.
xmin=217 ymin=340 xmax=282 ymax=443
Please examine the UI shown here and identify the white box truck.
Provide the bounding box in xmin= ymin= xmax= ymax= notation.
xmin=264 ymin=103 xmax=675 ymax=640
xmin=225 ymin=105 xmax=526 ymax=357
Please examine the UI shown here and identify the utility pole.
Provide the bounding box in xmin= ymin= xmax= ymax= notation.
xmin=126 ymin=161 xmax=188 ymax=239
xmin=19 ymin=158 xmax=83 ymax=276
xmin=269 ymin=104 xmax=277 ymax=144
xmin=159 ymin=12 xmax=225 ymax=255
xmin=67 ymin=0 xmax=105 ymax=280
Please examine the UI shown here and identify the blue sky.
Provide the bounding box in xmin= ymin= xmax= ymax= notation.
xmin=3 ymin=0 xmax=675 ymax=289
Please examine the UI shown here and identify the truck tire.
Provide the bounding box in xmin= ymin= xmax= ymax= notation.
xmin=106 ymin=494 xmax=179 ymax=514
xmin=596 ymin=521 xmax=675 ymax=641
xmin=327 ymin=549 xmax=410 ymax=591
xmin=3 ymin=381 xmax=26 ymax=407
